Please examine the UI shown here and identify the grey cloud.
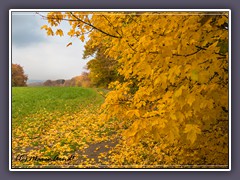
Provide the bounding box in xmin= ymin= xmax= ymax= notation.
xmin=11 ymin=12 xmax=89 ymax=81
xmin=12 ymin=12 xmax=47 ymax=47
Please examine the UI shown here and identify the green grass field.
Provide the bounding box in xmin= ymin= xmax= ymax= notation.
xmin=11 ymin=87 xmax=119 ymax=168
xmin=12 ymin=87 xmax=104 ymax=121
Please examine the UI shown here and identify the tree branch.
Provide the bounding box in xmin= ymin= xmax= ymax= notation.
xmin=73 ymin=28 xmax=94 ymax=37
xmin=101 ymin=15 xmax=122 ymax=38
xmin=70 ymin=12 xmax=121 ymax=39
xmin=127 ymin=42 xmax=137 ymax=53
xmin=37 ymin=12 xmax=121 ymax=39
xmin=173 ymin=47 xmax=203 ymax=57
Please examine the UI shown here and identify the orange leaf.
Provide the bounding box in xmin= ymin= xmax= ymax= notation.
xmin=66 ymin=42 xmax=72 ymax=47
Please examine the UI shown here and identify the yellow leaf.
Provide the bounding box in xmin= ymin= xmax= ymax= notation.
xmin=154 ymin=77 xmax=161 ymax=87
xmin=144 ymin=63 xmax=152 ymax=78
xmin=56 ymin=29 xmax=64 ymax=36
xmin=187 ymin=94 xmax=195 ymax=106
xmin=126 ymin=110 xmax=140 ymax=118
xmin=46 ymin=27 xmax=54 ymax=36
xmin=175 ymin=88 xmax=182 ymax=97
xmin=185 ymin=110 xmax=192 ymax=118
xmin=80 ymin=35 xmax=85 ymax=42
xmin=67 ymin=29 xmax=75 ymax=36
xmin=177 ymin=44 xmax=181 ymax=54
xmin=184 ymin=124 xmax=201 ymax=144
xmin=41 ymin=25 xmax=48 ymax=30
xmin=176 ymin=112 xmax=185 ymax=122
xmin=168 ymin=131 xmax=175 ymax=143
xmin=191 ymin=70 xmax=199 ymax=81
xmin=152 ymin=126 xmax=161 ymax=141
xmin=123 ymin=119 xmax=142 ymax=138
xmin=133 ymin=129 xmax=145 ymax=143
xmin=208 ymin=41 xmax=219 ymax=51
xmin=170 ymin=114 xmax=177 ymax=120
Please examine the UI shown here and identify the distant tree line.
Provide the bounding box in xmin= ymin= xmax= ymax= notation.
xmin=12 ymin=59 xmax=115 ymax=89
xmin=43 ymin=72 xmax=91 ymax=88
xmin=43 ymin=79 xmax=65 ymax=86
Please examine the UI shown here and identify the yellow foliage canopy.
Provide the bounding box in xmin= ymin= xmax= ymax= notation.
xmin=42 ymin=11 xmax=229 ymax=148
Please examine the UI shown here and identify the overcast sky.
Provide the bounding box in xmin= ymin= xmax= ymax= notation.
xmin=12 ymin=11 xmax=91 ymax=82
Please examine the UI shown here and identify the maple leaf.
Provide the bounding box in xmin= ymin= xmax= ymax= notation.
xmin=184 ymin=124 xmax=201 ymax=144
xmin=56 ymin=29 xmax=64 ymax=36
xmin=46 ymin=27 xmax=54 ymax=36
xmin=41 ymin=25 xmax=48 ymax=30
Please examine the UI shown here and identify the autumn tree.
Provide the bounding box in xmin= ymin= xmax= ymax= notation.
xmin=79 ymin=72 xmax=91 ymax=87
xmin=63 ymin=79 xmax=72 ymax=86
xmin=41 ymin=11 xmax=229 ymax=165
xmin=83 ymin=40 xmax=121 ymax=88
xmin=62 ymin=72 xmax=91 ymax=87
xmin=12 ymin=64 xmax=28 ymax=87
